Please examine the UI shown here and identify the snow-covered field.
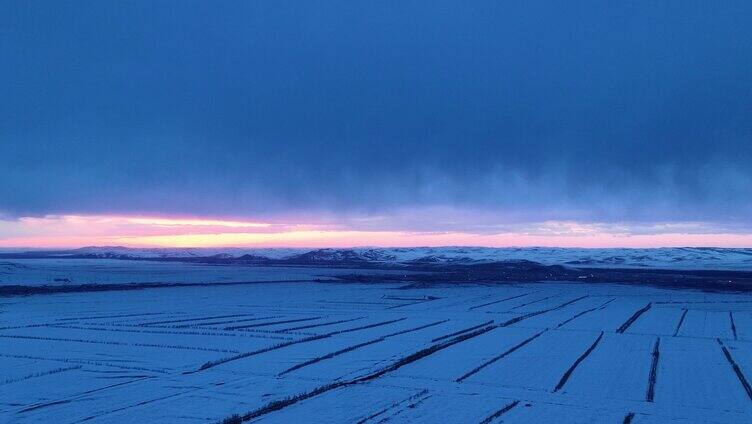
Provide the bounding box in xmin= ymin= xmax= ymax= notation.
xmin=1 ymin=273 xmax=751 ymax=423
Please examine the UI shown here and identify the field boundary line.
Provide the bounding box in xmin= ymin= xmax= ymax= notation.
xmin=616 ymin=303 xmax=652 ymax=333
xmin=553 ymin=331 xmax=604 ymax=392
xmin=646 ymin=337 xmax=660 ymax=402
xmin=478 ymin=400 xmax=520 ymax=424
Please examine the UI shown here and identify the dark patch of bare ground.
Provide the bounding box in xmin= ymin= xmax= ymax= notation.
xmin=5 ymin=259 xmax=752 ymax=297
xmin=334 ymin=260 xmax=752 ymax=293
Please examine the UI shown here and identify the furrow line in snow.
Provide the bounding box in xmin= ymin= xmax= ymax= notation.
xmin=278 ymin=320 xmax=448 ymax=376
xmin=467 ymin=292 xmax=535 ymax=311
xmin=499 ymin=296 xmax=588 ymax=327
xmin=673 ymin=309 xmax=688 ymax=337
xmin=57 ymin=312 xmax=166 ymax=322
xmin=1 ymin=365 xmax=81 ymax=385
xmin=197 ymin=318 xmax=407 ymax=371
xmin=48 ymin=323 xmax=292 ymax=340
xmin=170 ymin=315 xmax=281 ymax=328
xmin=221 ymin=324 xmax=499 ymax=422
xmin=717 ymin=338 xmax=752 ymax=401
xmin=555 ymin=298 xmax=615 ymax=328
xmin=646 ymin=337 xmax=660 ymax=402
xmin=553 ymin=331 xmax=605 ymax=392
xmin=510 ymin=295 xmax=557 ymax=310
xmin=273 ymin=316 xmax=365 ymax=332
xmin=0 ymin=353 xmax=168 ymax=373
xmin=478 ymin=400 xmax=520 ymax=424
xmin=616 ymin=303 xmax=652 ymax=333
xmin=0 ymin=333 xmax=238 ymax=353
xmin=386 ymin=298 xmax=437 ymax=309
xmin=224 ymin=316 xmax=321 ymax=330
xmin=432 ymin=320 xmax=494 ymax=342
xmin=456 ymin=329 xmax=548 ymax=382
xmin=354 ymin=390 xmax=429 ymax=424
xmin=138 ymin=313 xmax=258 ymax=326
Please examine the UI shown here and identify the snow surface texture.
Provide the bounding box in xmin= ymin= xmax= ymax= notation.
xmin=1 ymin=278 xmax=751 ymax=423
xmin=6 ymin=246 xmax=752 ymax=270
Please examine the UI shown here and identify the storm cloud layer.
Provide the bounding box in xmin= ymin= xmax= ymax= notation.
xmin=2 ymin=1 xmax=751 ymax=228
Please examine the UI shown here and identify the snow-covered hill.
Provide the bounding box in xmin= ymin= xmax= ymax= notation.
xmin=3 ymin=246 xmax=751 ymax=270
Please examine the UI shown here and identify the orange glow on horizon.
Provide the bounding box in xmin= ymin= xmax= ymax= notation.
xmin=1 ymin=214 xmax=751 ymax=248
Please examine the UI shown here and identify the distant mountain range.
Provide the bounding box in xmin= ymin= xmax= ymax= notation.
xmin=2 ymin=246 xmax=751 ymax=270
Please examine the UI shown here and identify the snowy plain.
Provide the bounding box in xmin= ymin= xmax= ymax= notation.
xmin=1 ymin=258 xmax=751 ymax=423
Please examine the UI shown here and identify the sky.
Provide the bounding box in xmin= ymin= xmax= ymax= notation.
xmin=1 ymin=1 xmax=752 ymax=248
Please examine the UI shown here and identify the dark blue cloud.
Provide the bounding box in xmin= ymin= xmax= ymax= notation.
xmin=2 ymin=1 xmax=751 ymax=225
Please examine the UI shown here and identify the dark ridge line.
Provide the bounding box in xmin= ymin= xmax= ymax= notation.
xmin=196 ymin=334 xmax=322 ymax=372
xmin=337 ymin=262 xmax=752 ymax=293
xmin=173 ymin=315 xmax=282 ymax=328
xmin=49 ymin=323 xmax=291 ymax=340
xmin=553 ymin=331 xmax=605 ymax=392
xmin=138 ymin=313 xmax=257 ymax=326
xmin=354 ymin=390 xmax=429 ymax=424
xmin=382 ymin=319 xmax=449 ymax=338
xmin=657 ymin=300 xmax=752 ymax=304
xmin=478 ymin=400 xmax=520 ymax=424
xmin=468 ymin=292 xmax=535 ymax=310
xmin=228 ymin=381 xmax=345 ymax=423
xmin=673 ymin=309 xmax=688 ymax=337
xmin=432 ymin=320 xmax=494 ymax=342
xmin=556 ymin=298 xmax=616 ymax=328
xmin=335 ymin=317 xmax=408 ymax=335
xmin=275 ymin=317 xmax=365 ymax=332
xmin=0 ymin=279 xmax=317 ymax=297
xmin=499 ymin=296 xmax=588 ymax=327
xmin=1 ymin=365 xmax=81 ymax=386
xmin=278 ymin=338 xmax=384 ymax=376
xmin=616 ymin=303 xmax=652 ymax=333
xmin=225 ymin=316 xmax=321 ymax=330
xmin=197 ymin=318 xmax=406 ymax=371
xmin=646 ymin=337 xmax=660 ymax=402
xmin=353 ymin=324 xmax=498 ymax=383
xmin=386 ymin=297 xmax=437 ymax=310
xmin=0 ymin=334 xmax=237 ymax=353
xmin=510 ymin=295 xmax=557 ymax=310
xmin=730 ymin=312 xmax=738 ymax=341
xmin=57 ymin=312 xmax=165 ymax=322
xmin=456 ymin=329 xmax=548 ymax=382
xmin=717 ymin=339 xmax=752 ymax=401
xmin=382 ymin=295 xmax=433 ymax=301
xmin=0 ymin=353 xmax=167 ymax=374
xmin=17 ymin=376 xmax=152 ymax=413
xmin=355 ymin=406 xmax=391 ymax=424
xmin=362 ymin=393 xmax=433 ymax=423
xmin=623 ymin=412 xmax=635 ymax=424
xmin=223 ymin=324 xmax=498 ymax=422
xmin=278 ymin=320 xmax=449 ymax=376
